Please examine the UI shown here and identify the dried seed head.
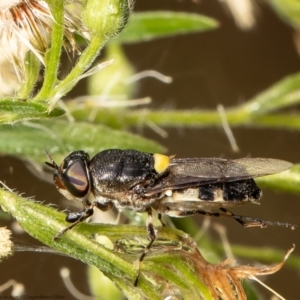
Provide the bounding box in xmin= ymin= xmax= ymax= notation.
xmin=0 ymin=0 xmax=88 ymax=93
xmin=0 ymin=0 xmax=22 ymax=10
xmin=186 ymin=246 xmax=295 ymax=300
xmin=0 ymin=1 xmax=52 ymax=74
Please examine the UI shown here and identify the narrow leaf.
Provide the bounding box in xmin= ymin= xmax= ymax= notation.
xmin=117 ymin=11 xmax=218 ymax=43
xmin=257 ymin=165 xmax=300 ymax=194
xmin=0 ymin=120 xmax=165 ymax=163
xmin=237 ymin=72 xmax=300 ymax=116
xmin=0 ymin=99 xmax=64 ymax=124
xmin=268 ymin=0 xmax=300 ymax=29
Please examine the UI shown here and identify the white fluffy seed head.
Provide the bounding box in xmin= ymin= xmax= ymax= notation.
xmin=0 ymin=0 xmax=22 ymax=11
xmin=0 ymin=0 xmax=88 ymax=96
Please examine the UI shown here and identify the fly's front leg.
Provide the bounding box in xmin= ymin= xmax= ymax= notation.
xmin=54 ymin=202 xmax=113 ymax=240
xmin=134 ymin=209 xmax=157 ymax=286
xmin=54 ymin=206 xmax=94 ymax=240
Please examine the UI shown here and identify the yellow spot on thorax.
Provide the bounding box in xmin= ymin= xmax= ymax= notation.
xmin=153 ymin=153 xmax=170 ymax=174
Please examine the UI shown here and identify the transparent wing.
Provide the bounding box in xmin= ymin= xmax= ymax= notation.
xmin=145 ymin=157 xmax=293 ymax=196
xmin=169 ymin=157 xmax=293 ymax=179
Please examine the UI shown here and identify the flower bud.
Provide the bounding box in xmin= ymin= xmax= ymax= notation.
xmin=82 ymin=0 xmax=132 ymax=37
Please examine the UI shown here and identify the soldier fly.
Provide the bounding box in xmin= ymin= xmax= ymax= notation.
xmin=46 ymin=149 xmax=296 ymax=285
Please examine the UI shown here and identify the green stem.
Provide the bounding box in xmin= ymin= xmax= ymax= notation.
xmin=69 ymin=71 xmax=300 ymax=130
xmin=33 ymin=1 xmax=64 ymax=101
xmin=17 ymin=52 xmax=40 ymax=99
xmin=71 ymin=106 xmax=300 ymax=131
xmin=46 ymin=35 xmax=106 ymax=109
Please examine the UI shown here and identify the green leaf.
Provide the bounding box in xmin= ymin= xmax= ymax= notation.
xmin=117 ymin=11 xmax=218 ymax=43
xmin=88 ymin=266 xmax=124 ymax=300
xmin=0 ymin=187 xmax=149 ymax=299
xmin=0 ymin=120 xmax=165 ymax=163
xmin=0 ymin=187 xmax=210 ymax=299
xmin=257 ymin=165 xmax=300 ymax=194
xmin=268 ymin=0 xmax=300 ymax=29
xmin=0 ymin=99 xmax=64 ymax=124
xmin=237 ymin=72 xmax=300 ymax=117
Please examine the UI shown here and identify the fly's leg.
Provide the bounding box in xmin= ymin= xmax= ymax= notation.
xmin=173 ymin=208 xmax=296 ymax=230
xmin=134 ymin=209 xmax=157 ymax=286
xmin=219 ymin=208 xmax=297 ymax=229
xmin=54 ymin=207 xmax=94 ymax=240
xmin=158 ymin=213 xmax=166 ymax=227
xmin=54 ymin=202 xmax=112 ymax=240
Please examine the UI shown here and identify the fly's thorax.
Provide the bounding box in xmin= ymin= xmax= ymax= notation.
xmin=89 ymin=149 xmax=169 ymax=193
xmin=91 ymin=189 xmax=164 ymax=212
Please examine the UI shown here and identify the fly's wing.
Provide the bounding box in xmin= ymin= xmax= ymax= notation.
xmin=170 ymin=157 xmax=293 ymax=178
xmin=145 ymin=157 xmax=293 ymax=195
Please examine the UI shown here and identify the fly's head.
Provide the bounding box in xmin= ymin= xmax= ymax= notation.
xmin=45 ymin=150 xmax=91 ymax=202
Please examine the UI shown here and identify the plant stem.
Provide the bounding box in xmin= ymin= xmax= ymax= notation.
xmin=33 ymin=0 xmax=64 ymax=101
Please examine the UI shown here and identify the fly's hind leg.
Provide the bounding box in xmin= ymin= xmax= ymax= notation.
xmin=219 ymin=207 xmax=296 ymax=229
xmin=173 ymin=208 xmax=296 ymax=230
xmin=134 ymin=209 xmax=157 ymax=286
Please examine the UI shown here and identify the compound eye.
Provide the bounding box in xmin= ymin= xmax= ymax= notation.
xmin=61 ymin=159 xmax=90 ymax=198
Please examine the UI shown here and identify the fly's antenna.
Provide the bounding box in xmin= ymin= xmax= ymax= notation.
xmin=44 ymin=149 xmax=59 ymax=170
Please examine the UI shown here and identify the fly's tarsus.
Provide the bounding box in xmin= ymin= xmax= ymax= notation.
xmin=134 ymin=210 xmax=157 ymax=286
xmin=173 ymin=207 xmax=296 ymax=230
xmin=218 ymin=207 xmax=296 ymax=229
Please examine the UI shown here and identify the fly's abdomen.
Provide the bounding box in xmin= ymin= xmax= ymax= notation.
xmin=161 ymin=179 xmax=262 ymax=210
xmin=199 ymin=179 xmax=261 ymax=202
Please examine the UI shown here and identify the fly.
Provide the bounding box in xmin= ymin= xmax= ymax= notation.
xmin=45 ymin=149 xmax=296 ymax=285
